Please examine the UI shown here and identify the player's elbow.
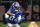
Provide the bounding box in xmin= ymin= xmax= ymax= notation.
xmin=7 ymin=12 xmax=9 ymax=15
xmin=7 ymin=11 xmax=10 ymax=15
xmin=7 ymin=10 xmax=11 ymax=15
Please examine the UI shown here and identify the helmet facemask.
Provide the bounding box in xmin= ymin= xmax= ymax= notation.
xmin=14 ymin=6 xmax=20 ymax=12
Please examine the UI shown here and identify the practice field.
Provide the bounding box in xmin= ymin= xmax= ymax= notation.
xmin=0 ymin=21 xmax=40 ymax=27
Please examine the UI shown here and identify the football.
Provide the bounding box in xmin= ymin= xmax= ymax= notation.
xmin=23 ymin=11 xmax=29 ymax=16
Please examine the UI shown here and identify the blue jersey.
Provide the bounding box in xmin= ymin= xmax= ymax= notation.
xmin=7 ymin=8 xmax=22 ymax=24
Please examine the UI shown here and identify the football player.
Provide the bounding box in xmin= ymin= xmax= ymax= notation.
xmin=6 ymin=1 xmax=22 ymax=27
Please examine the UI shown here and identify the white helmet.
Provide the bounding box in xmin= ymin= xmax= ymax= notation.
xmin=12 ymin=2 xmax=20 ymax=12
xmin=12 ymin=2 xmax=20 ymax=9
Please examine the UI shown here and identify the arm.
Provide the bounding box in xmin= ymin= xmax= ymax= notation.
xmin=18 ymin=15 xmax=21 ymax=20
xmin=18 ymin=11 xmax=22 ymax=22
xmin=7 ymin=10 xmax=15 ymax=21
xmin=18 ymin=15 xmax=21 ymax=22
xmin=7 ymin=10 xmax=15 ymax=16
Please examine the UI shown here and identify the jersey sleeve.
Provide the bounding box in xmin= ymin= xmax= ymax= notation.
xmin=19 ymin=11 xmax=22 ymax=15
xmin=9 ymin=8 xmax=12 ymax=12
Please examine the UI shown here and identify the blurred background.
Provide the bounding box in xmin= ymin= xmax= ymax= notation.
xmin=0 ymin=0 xmax=40 ymax=27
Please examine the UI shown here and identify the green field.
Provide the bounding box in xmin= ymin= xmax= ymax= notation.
xmin=0 ymin=21 xmax=40 ymax=27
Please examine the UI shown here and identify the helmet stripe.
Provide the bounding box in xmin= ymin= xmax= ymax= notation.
xmin=17 ymin=2 xmax=18 ymax=6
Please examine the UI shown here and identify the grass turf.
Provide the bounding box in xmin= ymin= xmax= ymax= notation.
xmin=0 ymin=21 xmax=40 ymax=27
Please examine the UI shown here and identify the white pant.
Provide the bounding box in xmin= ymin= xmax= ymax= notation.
xmin=13 ymin=24 xmax=20 ymax=27
xmin=7 ymin=23 xmax=20 ymax=27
